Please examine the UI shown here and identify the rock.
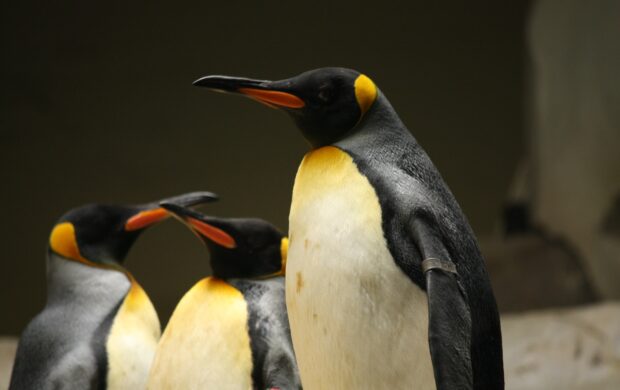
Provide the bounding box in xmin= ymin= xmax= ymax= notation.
xmin=0 ymin=337 xmax=17 ymax=390
xmin=503 ymin=302 xmax=620 ymax=389
xmin=591 ymin=197 xmax=620 ymax=298
xmin=482 ymin=234 xmax=597 ymax=313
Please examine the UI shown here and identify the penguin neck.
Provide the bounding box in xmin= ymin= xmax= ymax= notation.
xmin=366 ymin=91 xmax=405 ymax=126
xmin=208 ymin=251 xmax=280 ymax=281
xmin=46 ymin=251 xmax=131 ymax=306
xmin=331 ymin=91 xmax=418 ymax=154
xmin=359 ymin=92 xmax=410 ymax=136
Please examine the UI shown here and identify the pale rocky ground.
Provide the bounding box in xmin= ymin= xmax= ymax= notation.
xmin=2 ymin=302 xmax=620 ymax=389
xmin=503 ymin=302 xmax=620 ymax=390
xmin=0 ymin=339 xmax=17 ymax=390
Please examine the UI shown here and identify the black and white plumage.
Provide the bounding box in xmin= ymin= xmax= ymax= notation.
xmin=147 ymin=203 xmax=301 ymax=390
xmin=9 ymin=192 xmax=216 ymax=390
xmin=194 ymin=68 xmax=504 ymax=390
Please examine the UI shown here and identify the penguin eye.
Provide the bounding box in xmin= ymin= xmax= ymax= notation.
xmin=318 ymin=84 xmax=337 ymax=104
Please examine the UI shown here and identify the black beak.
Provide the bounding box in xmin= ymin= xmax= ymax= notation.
xmin=159 ymin=201 xmax=205 ymax=221
xmin=124 ymin=191 xmax=218 ymax=232
xmin=160 ymin=202 xmax=237 ymax=249
xmin=193 ymin=75 xmax=305 ymax=109
xmin=159 ymin=191 xmax=218 ymax=208
xmin=193 ymin=75 xmax=271 ymax=92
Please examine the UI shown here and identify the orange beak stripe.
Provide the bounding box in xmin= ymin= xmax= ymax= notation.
xmin=188 ymin=217 xmax=237 ymax=249
xmin=238 ymin=88 xmax=305 ymax=109
xmin=125 ymin=208 xmax=169 ymax=231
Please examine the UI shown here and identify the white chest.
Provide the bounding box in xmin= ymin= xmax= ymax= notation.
xmin=146 ymin=278 xmax=253 ymax=390
xmin=106 ymin=280 xmax=161 ymax=390
xmin=287 ymin=146 xmax=435 ymax=389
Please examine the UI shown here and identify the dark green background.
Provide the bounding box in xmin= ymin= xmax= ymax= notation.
xmin=1 ymin=1 xmax=528 ymax=334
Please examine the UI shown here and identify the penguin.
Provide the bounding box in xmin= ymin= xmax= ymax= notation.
xmin=146 ymin=202 xmax=301 ymax=390
xmin=9 ymin=191 xmax=217 ymax=390
xmin=193 ymin=68 xmax=504 ymax=389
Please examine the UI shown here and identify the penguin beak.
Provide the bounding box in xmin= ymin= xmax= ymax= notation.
xmin=193 ymin=75 xmax=305 ymax=109
xmin=125 ymin=208 xmax=169 ymax=231
xmin=125 ymin=191 xmax=219 ymax=232
xmin=160 ymin=202 xmax=237 ymax=249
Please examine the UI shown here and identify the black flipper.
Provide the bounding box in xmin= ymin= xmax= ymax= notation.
xmin=410 ymin=217 xmax=473 ymax=390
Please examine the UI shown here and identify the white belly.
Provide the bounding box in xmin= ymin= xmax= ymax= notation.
xmin=287 ymin=146 xmax=436 ymax=389
xmin=146 ymin=277 xmax=253 ymax=390
xmin=107 ymin=280 xmax=161 ymax=390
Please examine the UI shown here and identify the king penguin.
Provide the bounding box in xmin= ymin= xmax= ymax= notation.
xmin=193 ymin=68 xmax=504 ymax=389
xmin=146 ymin=202 xmax=301 ymax=390
xmin=9 ymin=191 xmax=216 ymax=390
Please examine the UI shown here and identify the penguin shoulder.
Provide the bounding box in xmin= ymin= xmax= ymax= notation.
xmin=47 ymin=343 xmax=99 ymax=388
xmin=229 ymin=277 xmax=301 ymax=389
xmin=228 ymin=277 xmax=287 ymax=326
xmin=15 ymin=305 xmax=76 ymax=361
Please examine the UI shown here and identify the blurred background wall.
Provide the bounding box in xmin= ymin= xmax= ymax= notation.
xmin=1 ymin=1 xmax=529 ymax=334
xmin=528 ymin=0 xmax=620 ymax=299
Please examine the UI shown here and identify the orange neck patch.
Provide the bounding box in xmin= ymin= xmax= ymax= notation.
xmin=354 ymin=74 xmax=377 ymax=116
xmin=279 ymin=237 xmax=289 ymax=275
xmin=50 ymin=222 xmax=89 ymax=263
xmin=49 ymin=222 xmax=128 ymax=276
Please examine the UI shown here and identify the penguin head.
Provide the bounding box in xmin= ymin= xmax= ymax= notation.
xmin=49 ymin=191 xmax=218 ymax=267
xmin=193 ymin=67 xmax=378 ymax=147
xmin=160 ymin=202 xmax=287 ymax=280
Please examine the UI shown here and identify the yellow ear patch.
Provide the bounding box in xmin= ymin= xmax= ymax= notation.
xmin=280 ymin=237 xmax=289 ymax=274
xmin=354 ymin=74 xmax=377 ymax=116
xmin=49 ymin=222 xmax=85 ymax=262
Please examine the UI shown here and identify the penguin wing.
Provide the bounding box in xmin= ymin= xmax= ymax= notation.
xmin=263 ymin=347 xmax=303 ymax=390
xmin=410 ymin=217 xmax=473 ymax=390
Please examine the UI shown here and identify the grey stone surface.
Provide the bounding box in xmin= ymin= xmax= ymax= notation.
xmin=0 ymin=338 xmax=17 ymax=390
xmin=502 ymin=302 xmax=620 ymax=390
xmin=1 ymin=303 xmax=619 ymax=389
